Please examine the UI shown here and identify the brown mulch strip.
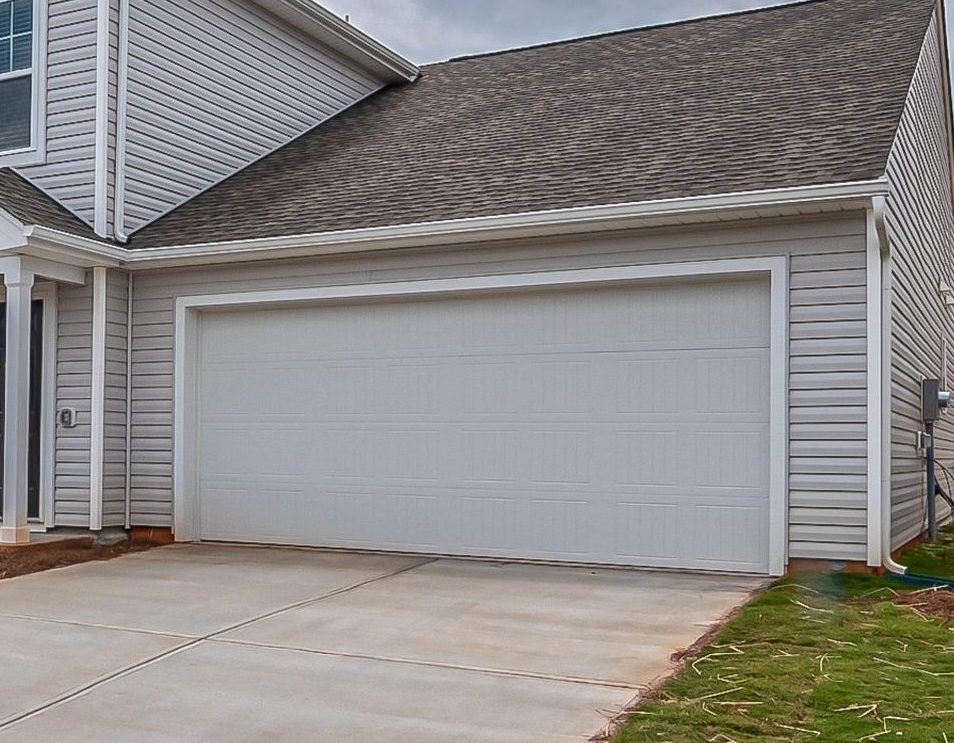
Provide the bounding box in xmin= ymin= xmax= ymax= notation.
xmin=895 ymin=587 xmax=954 ymax=624
xmin=0 ymin=540 xmax=156 ymax=581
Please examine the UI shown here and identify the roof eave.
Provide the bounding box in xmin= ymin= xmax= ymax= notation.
xmin=253 ymin=0 xmax=419 ymax=82
xmin=12 ymin=178 xmax=890 ymax=270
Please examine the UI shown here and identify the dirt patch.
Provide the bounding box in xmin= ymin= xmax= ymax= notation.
xmin=895 ymin=586 xmax=954 ymax=624
xmin=0 ymin=540 xmax=156 ymax=581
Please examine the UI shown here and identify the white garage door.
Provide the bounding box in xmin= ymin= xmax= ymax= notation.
xmin=195 ymin=276 xmax=771 ymax=572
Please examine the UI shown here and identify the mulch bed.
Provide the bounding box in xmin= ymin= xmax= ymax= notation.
xmin=895 ymin=586 xmax=954 ymax=624
xmin=0 ymin=540 xmax=156 ymax=581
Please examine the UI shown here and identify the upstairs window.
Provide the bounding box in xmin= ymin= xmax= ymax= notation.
xmin=0 ymin=0 xmax=34 ymax=153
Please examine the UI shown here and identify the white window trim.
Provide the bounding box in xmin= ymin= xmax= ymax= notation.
xmin=172 ymin=257 xmax=791 ymax=576
xmin=0 ymin=0 xmax=47 ymax=167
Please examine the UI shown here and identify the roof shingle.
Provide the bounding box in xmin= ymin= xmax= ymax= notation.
xmin=130 ymin=0 xmax=937 ymax=248
xmin=2 ymin=0 xmax=940 ymax=248
xmin=0 ymin=168 xmax=99 ymax=239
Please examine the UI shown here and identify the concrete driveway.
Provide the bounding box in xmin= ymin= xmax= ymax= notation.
xmin=0 ymin=544 xmax=760 ymax=742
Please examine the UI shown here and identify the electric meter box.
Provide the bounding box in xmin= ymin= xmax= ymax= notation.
xmin=922 ymin=378 xmax=950 ymax=423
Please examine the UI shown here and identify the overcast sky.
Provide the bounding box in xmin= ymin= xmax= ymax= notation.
xmin=320 ymin=0 xmax=952 ymax=68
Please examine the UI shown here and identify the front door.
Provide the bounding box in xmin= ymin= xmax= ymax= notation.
xmin=0 ymin=300 xmax=45 ymax=521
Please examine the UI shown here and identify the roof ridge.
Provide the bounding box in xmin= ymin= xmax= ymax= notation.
xmin=428 ymin=0 xmax=828 ymax=67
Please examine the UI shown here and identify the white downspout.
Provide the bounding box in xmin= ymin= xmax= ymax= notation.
xmin=92 ymin=0 xmax=111 ymax=238
xmin=113 ymin=0 xmax=130 ymax=243
xmin=871 ymin=195 xmax=907 ymax=574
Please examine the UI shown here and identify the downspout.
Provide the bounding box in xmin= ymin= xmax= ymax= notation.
xmin=872 ymin=194 xmax=908 ymax=574
xmin=92 ymin=0 xmax=111 ymax=237
xmin=113 ymin=0 xmax=130 ymax=243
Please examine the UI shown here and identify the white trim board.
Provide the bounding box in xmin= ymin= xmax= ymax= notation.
xmin=89 ymin=266 xmax=107 ymax=531
xmin=253 ymin=0 xmax=418 ymax=82
xmin=37 ymin=282 xmax=57 ymax=529
xmin=0 ymin=282 xmax=58 ymax=530
xmin=173 ymin=257 xmax=790 ymax=575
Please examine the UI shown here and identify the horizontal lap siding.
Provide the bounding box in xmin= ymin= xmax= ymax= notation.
xmin=127 ymin=216 xmax=868 ymax=562
xmin=886 ymin=14 xmax=954 ymax=548
xmin=122 ymin=0 xmax=383 ymax=234
xmin=54 ymin=275 xmax=92 ymax=526
xmin=789 ymin=249 xmax=868 ymax=559
xmin=16 ymin=0 xmax=99 ymax=226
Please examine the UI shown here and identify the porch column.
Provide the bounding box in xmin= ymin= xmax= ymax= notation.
xmin=0 ymin=260 xmax=34 ymax=544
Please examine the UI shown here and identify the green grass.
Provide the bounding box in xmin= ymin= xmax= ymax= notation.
xmin=901 ymin=525 xmax=954 ymax=580
xmin=611 ymin=571 xmax=954 ymax=743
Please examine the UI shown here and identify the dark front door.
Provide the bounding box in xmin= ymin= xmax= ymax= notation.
xmin=0 ymin=300 xmax=44 ymax=521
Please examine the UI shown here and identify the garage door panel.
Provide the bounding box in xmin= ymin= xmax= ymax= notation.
xmin=693 ymin=505 xmax=768 ymax=568
xmin=614 ymin=503 xmax=681 ymax=560
xmin=203 ymin=426 xmax=308 ymax=478
xmin=196 ymin=278 xmax=772 ymax=572
xmin=689 ymin=431 xmax=770 ymax=488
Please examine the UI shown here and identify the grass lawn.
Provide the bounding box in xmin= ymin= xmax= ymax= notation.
xmin=611 ymin=529 xmax=954 ymax=743
xmin=902 ymin=527 xmax=954 ymax=580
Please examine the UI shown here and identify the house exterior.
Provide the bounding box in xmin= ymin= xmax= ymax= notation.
xmin=0 ymin=0 xmax=950 ymax=576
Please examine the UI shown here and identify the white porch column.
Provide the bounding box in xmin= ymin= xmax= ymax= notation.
xmin=0 ymin=260 xmax=35 ymax=544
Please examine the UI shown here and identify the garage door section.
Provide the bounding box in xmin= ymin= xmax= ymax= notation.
xmin=195 ymin=277 xmax=771 ymax=573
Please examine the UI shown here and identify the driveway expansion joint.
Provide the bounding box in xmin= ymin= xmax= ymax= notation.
xmin=0 ymin=612 xmax=199 ymax=640
xmin=0 ymin=557 xmax=437 ymax=735
xmin=202 ymin=556 xmax=437 ymax=640
xmin=212 ymin=636 xmax=650 ymax=690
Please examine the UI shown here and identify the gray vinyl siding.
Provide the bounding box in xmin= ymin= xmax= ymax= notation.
xmin=53 ymin=275 xmax=92 ymax=526
xmin=126 ymin=214 xmax=869 ymax=562
xmin=16 ymin=0 xmax=99 ymax=226
xmin=120 ymin=0 xmax=384 ymax=235
xmin=886 ymin=12 xmax=954 ymax=549
xmin=102 ymin=269 xmax=129 ymax=526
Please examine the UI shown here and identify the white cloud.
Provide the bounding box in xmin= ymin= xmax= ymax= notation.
xmin=318 ymin=0 xmax=806 ymax=63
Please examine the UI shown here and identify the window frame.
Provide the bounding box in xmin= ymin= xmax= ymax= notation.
xmin=0 ymin=0 xmax=46 ymax=166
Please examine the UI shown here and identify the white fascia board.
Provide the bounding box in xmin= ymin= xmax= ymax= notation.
xmin=255 ymin=0 xmax=418 ymax=82
xmin=16 ymin=178 xmax=889 ymax=270
xmin=17 ymin=226 xmax=125 ymax=266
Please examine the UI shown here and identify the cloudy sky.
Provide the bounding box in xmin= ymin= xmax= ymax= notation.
xmin=317 ymin=0 xmax=821 ymax=64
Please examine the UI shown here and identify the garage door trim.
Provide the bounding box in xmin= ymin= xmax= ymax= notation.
xmin=173 ymin=257 xmax=789 ymax=575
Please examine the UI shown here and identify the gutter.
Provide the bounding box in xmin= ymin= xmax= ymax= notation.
xmin=16 ymin=178 xmax=891 ymax=270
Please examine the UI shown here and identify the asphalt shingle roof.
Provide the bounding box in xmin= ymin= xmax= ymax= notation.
xmin=0 ymin=168 xmax=99 ymax=239
xmin=127 ymin=0 xmax=938 ymax=248
xmin=1 ymin=0 xmax=940 ymax=248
